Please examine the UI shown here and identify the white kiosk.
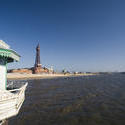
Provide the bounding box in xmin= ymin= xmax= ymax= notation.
xmin=0 ymin=40 xmax=28 ymax=124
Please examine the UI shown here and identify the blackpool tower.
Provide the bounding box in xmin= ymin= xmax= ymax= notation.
xmin=35 ymin=43 xmax=41 ymax=68
xmin=34 ymin=44 xmax=42 ymax=73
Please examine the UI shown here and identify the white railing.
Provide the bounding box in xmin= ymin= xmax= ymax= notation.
xmin=8 ymin=82 xmax=28 ymax=92
xmin=0 ymin=82 xmax=28 ymax=121
xmin=7 ymin=80 xmax=27 ymax=89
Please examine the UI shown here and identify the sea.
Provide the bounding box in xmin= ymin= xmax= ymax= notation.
xmin=9 ymin=74 xmax=125 ymax=125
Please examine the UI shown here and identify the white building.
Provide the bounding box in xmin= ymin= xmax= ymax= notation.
xmin=0 ymin=40 xmax=28 ymax=124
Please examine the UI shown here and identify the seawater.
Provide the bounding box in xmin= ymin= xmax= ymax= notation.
xmin=9 ymin=74 xmax=125 ymax=125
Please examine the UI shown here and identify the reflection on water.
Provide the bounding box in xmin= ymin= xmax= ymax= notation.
xmin=9 ymin=74 xmax=125 ymax=125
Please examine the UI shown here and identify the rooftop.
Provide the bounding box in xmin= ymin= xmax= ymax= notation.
xmin=0 ymin=40 xmax=10 ymax=49
xmin=0 ymin=40 xmax=20 ymax=62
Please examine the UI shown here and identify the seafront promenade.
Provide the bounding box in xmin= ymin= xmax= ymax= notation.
xmin=7 ymin=73 xmax=95 ymax=80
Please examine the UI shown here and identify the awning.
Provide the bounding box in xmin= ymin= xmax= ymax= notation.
xmin=0 ymin=48 xmax=20 ymax=63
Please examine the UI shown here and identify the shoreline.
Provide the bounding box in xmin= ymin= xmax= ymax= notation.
xmin=7 ymin=73 xmax=96 ymax=80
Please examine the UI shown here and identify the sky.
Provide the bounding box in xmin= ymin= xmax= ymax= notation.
xmin=0 ymin=0 xmax=125 ymax=72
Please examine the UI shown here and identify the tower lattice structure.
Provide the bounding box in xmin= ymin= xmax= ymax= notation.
xmin=34 ymin=44 xmax=42 ymax=73
xmin=35 ymin=44 xmax=41 ymax=68
xmin=33 ymin=43 xmax=49 ymax=74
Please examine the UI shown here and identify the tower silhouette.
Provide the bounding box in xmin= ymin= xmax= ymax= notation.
xmin=35 ymin=44 xmax=41 ymax=68
xmin=34 ymin=44 xmax=42 ymax=73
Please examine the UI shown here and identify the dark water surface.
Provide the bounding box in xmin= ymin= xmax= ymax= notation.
xmin=9 ymin=74 xmax=125 ymax=125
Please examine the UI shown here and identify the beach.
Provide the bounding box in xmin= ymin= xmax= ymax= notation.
xmin=7 ymin=73 xmax=96 ymax=80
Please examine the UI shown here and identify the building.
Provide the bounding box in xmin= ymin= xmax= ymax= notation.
xmin=9 ymin=43 xmax=53 ymax=74
xmin=0 ymin=40 xmax=28 ymax=124
xmin=0 ymin=40 xmax=20 ymax=89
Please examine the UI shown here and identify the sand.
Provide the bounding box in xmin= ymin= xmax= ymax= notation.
xmin=7 ymin=73 xmax=96 ymax=80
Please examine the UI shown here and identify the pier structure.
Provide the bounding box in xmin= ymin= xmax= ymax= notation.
xmin=0 ymin=40 xmax=28 ymax=125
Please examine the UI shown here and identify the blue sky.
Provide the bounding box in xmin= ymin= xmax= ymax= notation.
xmin=0 ymin=0 xmax=125 ymax=72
